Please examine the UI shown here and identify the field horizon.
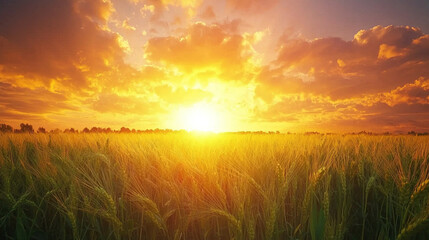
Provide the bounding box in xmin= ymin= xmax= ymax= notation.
xmin=2 ymin=122 xmax=429 ymax=136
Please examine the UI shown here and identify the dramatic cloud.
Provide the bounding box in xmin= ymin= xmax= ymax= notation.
xmin=254 ymin=25 xmax=429 ymax=132
xmin=0 ymin=82 xmax=76 ymax=115
xmin=144 ymin=22 xmax=257 ymax=83
xmin=0 ymin=0 xmax=125 ymax=89
xmin=1 ymin=0 xmax=429 ymax=132
xmin=145 ymin=23 xmax=242 ymax=67
xmin=380 ymin=78 xmax=429 ymax=106
xmin=259 ymin=25 xmax=429 ymax=100
xmin=256 ymin=78 xmax=429 ymax=132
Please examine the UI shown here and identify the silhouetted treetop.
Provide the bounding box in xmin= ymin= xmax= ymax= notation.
xmin=0 ymin=124 xmax=13 ymax=133
xmin=20 ymin=123 xmax=34 ymax=133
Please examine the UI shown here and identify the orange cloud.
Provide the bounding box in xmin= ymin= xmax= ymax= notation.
xmin=74 ymin=0 xmax=114 ymax=22
xmin=144 ymin=22 xmax=256 ymax=82
xmin=380 ymin=78 xmax=429 ymax=106
xmin=378 ymin=44 xmax=406 ymax=59
xmin=226 ymin=0 xmax=279 ymax=13
xmin=199 ymin=6 xmax=216 ymax=19
xmin=354 ymin=25 xmax=422 ymax=46
xmin=0 ymin=0 xmax=125 ymax=89
xmin=255 ymin=77 xmax=429 ymax=132
xmin=0 ymin=0 xmax=158 ymax=127
xmin=92 ymin=93 xmax=164 ymax=114
xmin=122 ymin=18 xmax=137 ymax=31
xmin=0 ymin=82 xmax=76 ymax=115
xmin=258 ymin=25 xmax=429 ymax=100
xmin=253 ymin=25 xmax=429 ymax=132
xmin=134 ymin=0 xmax=202 ymax=21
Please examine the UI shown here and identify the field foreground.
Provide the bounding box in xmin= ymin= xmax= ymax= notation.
xmin=1 ymin=133 xmax=429 ymax=240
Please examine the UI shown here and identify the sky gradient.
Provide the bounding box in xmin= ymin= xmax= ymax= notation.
xmin=1 ymin=0 xmax=429 ymax=132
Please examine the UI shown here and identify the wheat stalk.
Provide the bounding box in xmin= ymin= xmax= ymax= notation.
xmin=397 ymin=215 xmax=429 ymax=240
xmin=209 ymin=208 xmax=242 ymax=235
xmin=132 ymin=194 xmax=166 ymax=232
xmin=265 ymin=205 xmax=277 ymax=240
xmin=67 ymin=211 xmax=79 ymax=240
xmin=410 ymin=179 xmax=429 ymax=205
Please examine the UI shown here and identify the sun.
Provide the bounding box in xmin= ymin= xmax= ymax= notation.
xmin=179 ymin=104 xmax=222 ymax=132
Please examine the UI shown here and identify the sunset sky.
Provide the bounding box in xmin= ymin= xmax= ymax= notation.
xmin=1 ymin=0 xmax=429 ymax=132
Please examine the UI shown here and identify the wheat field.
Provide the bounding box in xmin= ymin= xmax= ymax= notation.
xmin=1 ymin=133 xmax=429 ymax=239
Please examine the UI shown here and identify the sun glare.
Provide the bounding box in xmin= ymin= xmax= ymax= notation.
xmin=179 ymin=104 xmax=222 ymax=132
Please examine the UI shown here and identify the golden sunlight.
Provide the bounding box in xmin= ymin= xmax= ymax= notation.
xmin=178 ymin=104 xmax=222 ymax=132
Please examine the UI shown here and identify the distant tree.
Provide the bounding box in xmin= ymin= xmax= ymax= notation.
xmin=37 ymin=127 xmax=46 ymax=133
xmin=82 ymin=127 xmax=90 ymax=133
xmin=20 ymin=123 xmax=34 ymax=133
xmin=120 ymin=127 xmax=131 ymax=133
xmin=358 ymin=131 xmax=373 ymax=135
xmin=50 ymin=128 xmax=61 ymax=134
xmin=0 ymin=124 xmax=13 ymax=133
xmin=63 ymin=128 xmax=76 ymax=133
xmin=305 ymin=131 xmax=319 ymax=135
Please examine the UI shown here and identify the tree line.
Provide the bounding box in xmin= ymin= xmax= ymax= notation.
xmin=0 ymin=123 xmax=184 ymax=134
xmin=2 ymin=123 xmax=428 ymax=135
